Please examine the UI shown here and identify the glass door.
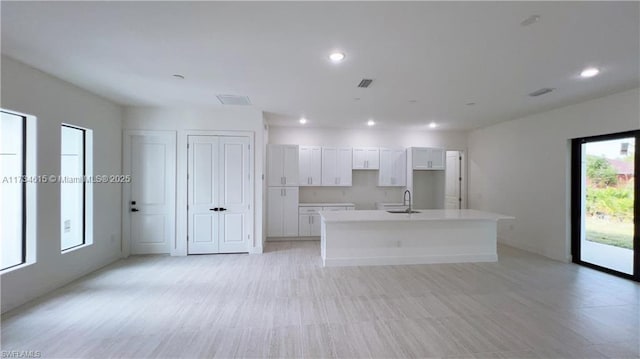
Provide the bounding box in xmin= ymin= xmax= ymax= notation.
xmin=572 ymin=130 xmax=639 ymax=280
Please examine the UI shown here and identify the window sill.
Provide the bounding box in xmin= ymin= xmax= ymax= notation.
xmin=61 ymin=242 xmax=93 ymax=254
xmin=0 ymin=261 xmax=35 ymax=275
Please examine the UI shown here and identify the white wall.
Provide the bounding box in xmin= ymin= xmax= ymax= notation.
xmin=269 ymin=126 xmax=467 ymax=209
xmin=124 ymin=107 xmax=266 ymax=253
xmin=468 ymin=88 xmax=640 ymax=262
xmin=1 ymin=56 xmax=123 ymax=313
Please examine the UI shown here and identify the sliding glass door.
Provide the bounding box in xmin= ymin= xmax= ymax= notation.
xmin=572 ymin=130 xmax=639 ymax=280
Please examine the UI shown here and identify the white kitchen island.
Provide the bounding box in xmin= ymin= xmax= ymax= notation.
xmin=320 ymin=209 xmax=513 ymax=267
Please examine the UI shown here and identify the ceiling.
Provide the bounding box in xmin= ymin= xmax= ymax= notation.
xmin=1 ymin=2 xmax=638 ymax=130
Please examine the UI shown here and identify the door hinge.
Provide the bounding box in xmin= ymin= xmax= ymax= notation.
xmin=187 ymin=143 xmax=190 ymax=149
xmin=459 ymin=177 xmax=462 ymax=181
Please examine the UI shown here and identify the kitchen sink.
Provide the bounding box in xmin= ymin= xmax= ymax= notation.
xmin=386 ymin=210 xmax=421 ymax=214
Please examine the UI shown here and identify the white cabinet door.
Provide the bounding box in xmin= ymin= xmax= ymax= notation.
xmin=322 ymin=147 xmax=352 ymax=186
xmin=299 ymin=146 xmax=322 ymax=186
xmin=353 ymin=147 xmax=379 ymax=170
xmin=429 ymin=148 xmax=445 ymax=170
xmin=299 ymin=214 xmax=311 ymax=237
xmin=412 ymin=147 xmax=430 ymax=170
xmin=282 ymin=145 xmax=299 ymax=186
xmin=267 ymin=187 xmax=298 ymax=237
xmin=267 ymin=187 xmax=284 ymax=237
xmin=267 ymin=145 xmax=284 ymax=186
xmin=321 ymin=147 xmax=338 ymax=185
xmin=268 ymin=144 xmax=299 ymax=186
xmin=365 ymin=148 xmax=380 ymax=169
xmin=337 ymin=147 xmax=352 ymax=186
xmin=412 ymin=147 xmax=445 ymax=170
xmin=282 ymin=187 xmax=299 ymax=236
xmin=310 ymin=214 xmax=321 ymax=236
xmin=379 ymin=148 xmax=406 ymax=186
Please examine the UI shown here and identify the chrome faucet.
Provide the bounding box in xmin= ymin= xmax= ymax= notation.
xmin=403 ymin=189 xmax=412 ymax=213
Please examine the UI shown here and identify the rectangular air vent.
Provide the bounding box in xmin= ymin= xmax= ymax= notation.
xmin=216 ymin=95 xmax=252 ymax=105
xmin=358 ymin=79 xmax=373 ymax=88
xmin=528 ymin=88 xmax=554 ymax=97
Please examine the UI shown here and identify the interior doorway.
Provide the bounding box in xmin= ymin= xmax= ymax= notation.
xmin=571 ymin=130 xmax=639 ymax=280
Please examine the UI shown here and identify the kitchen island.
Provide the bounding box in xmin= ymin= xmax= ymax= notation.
xmin=320 ymin=209 xmax=513 ymax=267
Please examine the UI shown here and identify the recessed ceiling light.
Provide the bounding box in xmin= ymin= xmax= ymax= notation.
xmin=329 ymin=52 xmax=346 ymax=63
xmin=172 ymin=74 xmax=185 ymax=79
xmin=367 ymin=119 xmax=375 ymax=126
xmin=299 ymin=117 xmax=307 ymax=124
xmin=429 ymin=122 xmax=437 ymax=129
xmin=580 ymin=67 xmax=600 ymax=78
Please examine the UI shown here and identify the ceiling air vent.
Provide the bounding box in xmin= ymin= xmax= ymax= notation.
xmin=216 ymin=95 xmax=252 ymax=106
xmin=528 ymin=88 xmax=554 ymax=97
xmin=358 ymin=79 xmax=373 ymax=88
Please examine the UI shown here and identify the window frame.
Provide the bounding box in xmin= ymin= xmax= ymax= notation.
xmin=0 ymin=110 xmax=27 ymax=271
xmin=60 ymin=124 xmax=88 ymax=252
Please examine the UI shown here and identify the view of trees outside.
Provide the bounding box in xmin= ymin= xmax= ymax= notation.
xmin=585 ymin=138 xmax=635 ymax=249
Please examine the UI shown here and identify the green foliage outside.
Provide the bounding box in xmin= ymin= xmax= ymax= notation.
xmin=584 ymin=155 xmax=634 ymax=249
xmin=586 ymin=156 xmax=617 ymax=187
xmin=585 ymin=187 xmax=634 ymax=222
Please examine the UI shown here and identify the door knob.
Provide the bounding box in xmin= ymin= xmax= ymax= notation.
xmin=219 ymin=208 xmax=227 ymax=212
xmin=131 ymin=208 xmax=139 ymax=212
xmin=210 ymin=208 xmax=219 ymax=211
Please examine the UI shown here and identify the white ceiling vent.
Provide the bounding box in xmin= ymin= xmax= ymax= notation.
xmin=528 ymin=88 xmax=554 ymax=97
xmin=358 ymin=79 xmax=373 ymax=88
xmin=216 ymin=95 xmax=252 ymax=105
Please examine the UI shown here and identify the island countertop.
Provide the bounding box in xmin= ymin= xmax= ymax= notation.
xmin=319 ymin=209 xmax=513 ymax=223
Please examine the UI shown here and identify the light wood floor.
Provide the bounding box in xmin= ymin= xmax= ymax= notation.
xmin=1 ymin=242 xmax=638 ymax=359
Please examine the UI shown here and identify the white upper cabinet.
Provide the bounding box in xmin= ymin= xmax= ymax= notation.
xmin=352 ymin=147 xmax=380 ymax=170
xmin=299 ymin=146 xmax=322 ymax=186
xmin=268 ymin=144 xmax=299 ymax=186
xmin=321 ymin=147 xmax=352 ymax=186
xmin=378 ymin=148 xmax=406 ymax=186
xmin=412 ymin=147 xmax=445 ymax=170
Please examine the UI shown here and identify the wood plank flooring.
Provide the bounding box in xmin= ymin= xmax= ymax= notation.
xmin=1 ymin=242 xmax=638 ymax=358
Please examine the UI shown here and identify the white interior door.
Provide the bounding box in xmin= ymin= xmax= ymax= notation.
xmin=188 ymin=135 xmax=250 ymax=254
xmin=127 ymin=133 xmax=176 ymax=254
xmin=445 ymin=150 xmax=461 ymax=209
xmin=218 ymin=136 xmax=251 ymax=253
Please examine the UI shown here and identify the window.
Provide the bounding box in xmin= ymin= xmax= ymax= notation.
xmin=1 ymin=111 xmax=26 ymax=270
xmin=61 ymin=125 xmax=90 ymax=251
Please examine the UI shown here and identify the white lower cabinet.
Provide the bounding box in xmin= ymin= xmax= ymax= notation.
xmin=267 ymin=187 xmax=299 ymax=237
xmin=299 ymin=206 xmax=322 ymax=237
xmin=298 ymin=204 xmax=354 ymax=237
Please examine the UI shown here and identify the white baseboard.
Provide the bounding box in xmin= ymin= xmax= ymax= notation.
xmin=323 ymin=253 xmax=498 ymax=267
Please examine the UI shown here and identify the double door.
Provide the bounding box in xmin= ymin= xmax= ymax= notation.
xmin=188 ymin=135 xmax=251 ymax=254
